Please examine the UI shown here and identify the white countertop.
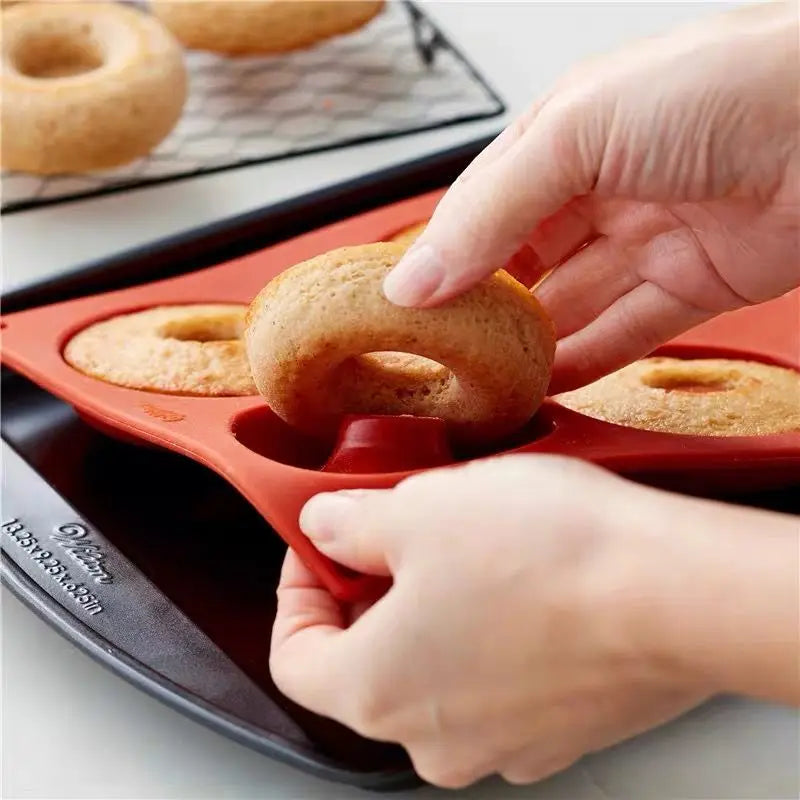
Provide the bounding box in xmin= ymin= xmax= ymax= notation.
xmin=4 ymin=3 xmax=799 ymax=799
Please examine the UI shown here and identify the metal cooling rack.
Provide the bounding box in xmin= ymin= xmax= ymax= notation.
xmin=1 ymin=1 xmax=504 ymax=213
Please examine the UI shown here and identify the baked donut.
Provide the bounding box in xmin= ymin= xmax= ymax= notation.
xmin=1 ymin=1 xmax=187 ymax=174
xmin=554 ymin=356 xmax=800 ymax=437
xmin=149 ymin=0 xmax=385 ymax=56
xmin=244 ymin=242 xmax=556 ymax=443
xmin=63 ymin=305 xmax=258 ymax=396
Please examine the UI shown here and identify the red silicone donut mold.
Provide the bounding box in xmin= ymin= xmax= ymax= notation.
xmin=2 ymin=187 xmax=799 ymax=604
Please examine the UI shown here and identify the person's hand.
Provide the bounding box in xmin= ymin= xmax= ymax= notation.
xmin=382 ymin=1 xmax=800 ymax=393
xmin=270 ymin=455 xmax=799 ymax=788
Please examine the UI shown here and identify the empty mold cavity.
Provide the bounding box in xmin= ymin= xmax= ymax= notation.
xmin=454 ymin=410 xmax=557 ymax=462
xmin=232 ymin=406 xmax=332 ymax=471
xmin=323 ymin=415 xmax=454 ymax=474
xmin=232 ymin=403 xmax=557 ymax=474
xmin=232 ymin=406 xmax=455 ymax=474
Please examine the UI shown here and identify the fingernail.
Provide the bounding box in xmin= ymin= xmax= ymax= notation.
xmin=383 ymin=243 xmax=444 ymax=307
xmin=299 ymin=491 xmax=362 ymax=541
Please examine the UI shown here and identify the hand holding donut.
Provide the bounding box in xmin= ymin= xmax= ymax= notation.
xmin=272 ymin=3 xmax=800 ymax=790
xmin=382 ymin=1 xmax=800 ymax=394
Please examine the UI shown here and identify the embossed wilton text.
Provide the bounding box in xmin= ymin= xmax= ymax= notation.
xmin=3 ymin=518 xmax=104 ymax=615
xmin=51 ymin=523 xmax=114 ymax=585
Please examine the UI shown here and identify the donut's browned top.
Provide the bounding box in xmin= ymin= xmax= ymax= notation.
xmin=63 ymin=304 xmax=258 ymax=397
xmin=149 ymin=0 xmax=385 ymax=55
xmin=389 ymin=220 xmax=428 ymax=248
xmin=554 ymin=356 xmax=800 ymax=436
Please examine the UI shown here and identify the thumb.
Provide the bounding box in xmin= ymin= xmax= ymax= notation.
xmin=382 ymin=98 xmax=600 ymax=308
xmin=299 ymin=488 xmax=394 ymax=576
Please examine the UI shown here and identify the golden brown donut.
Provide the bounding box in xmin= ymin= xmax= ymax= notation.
xmin=63 ymin=305 xmax=258 ymax=396
xmin=149 ymin=0 xmax=385 ymax=56
xmin=388 ymin=220 xmax=428 ymax=248
xmin=553 ymin=356 xmax=800 ymax=437
xmin=244 ymin=242 xmax=556 ymax=443
xmin=1 ymin=1 xmax=187 ymax=174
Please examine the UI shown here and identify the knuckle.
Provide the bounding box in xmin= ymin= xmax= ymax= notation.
xmin=268 ymin=647 xmax=301 ymax=700
xmin=488 ymin=451 xmax=596 ymax=487
xmin=268 ymin=653 xmax=322 ymax=719
xmin=347 ymin=675 xmax=394 ymax=738
xmin=545 ymin=90 xmax=606 ymax=189
xmin=412 ymin=759 xmax=480 ymax=790
xmin=505 ymin=103 xmax=539 ymax=143
xmin=432 ymin=772 xmax=477 ymax=791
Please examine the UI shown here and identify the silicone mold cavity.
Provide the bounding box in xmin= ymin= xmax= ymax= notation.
xmin=231 ymin=405 xmax=331 ymax=471
xmin=232 ymin=403 xmax=558 ymax=474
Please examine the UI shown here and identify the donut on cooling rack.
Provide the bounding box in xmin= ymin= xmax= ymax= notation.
xmin=244 ymin=242 xmax=556 ymax=444
xmin=1 ymin=1 xmax=187 ymax=174
xmin=63 ymin=305 xmax=259 ymax=397
xmin=553 ymin=356 xmax=800 ymax=437
xmin=149 ymin=0 xmax=386 ymax=56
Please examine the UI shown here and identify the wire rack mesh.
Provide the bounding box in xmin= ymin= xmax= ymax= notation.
xmin=1 ymin=1 xmax=504 ymax=213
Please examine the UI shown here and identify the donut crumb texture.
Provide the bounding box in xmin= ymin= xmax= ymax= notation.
xmin=554 ymin=357 xmax=800 ymax=436
xmin=63 ymin=304 xmax=258 ymax=396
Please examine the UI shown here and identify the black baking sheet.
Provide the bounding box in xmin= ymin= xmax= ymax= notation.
xmin=1 ymin=0 xmax=504 ymax=213
xmin=1 ymin=378 xmax=417 ymax=790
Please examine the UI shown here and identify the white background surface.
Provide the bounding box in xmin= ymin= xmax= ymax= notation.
xmin=3 ymin=2 xmax=799 ymax=799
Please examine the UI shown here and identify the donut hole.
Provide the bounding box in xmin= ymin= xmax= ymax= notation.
xmin=359 ymin=352 xmax=449 ymax=379
xmin=12 ymin=28 xmax=105 ymax=79
xmin=640 ymin=365 xmax=738 ymax=394
xmin=159 ymin=316 xmax=244 ymax=343
xmin=336 ymin=351 xmax=454 ymax=412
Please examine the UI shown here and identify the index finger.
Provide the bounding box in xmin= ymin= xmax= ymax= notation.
xmin=382 ymin=96 xmax=600 ymax=308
